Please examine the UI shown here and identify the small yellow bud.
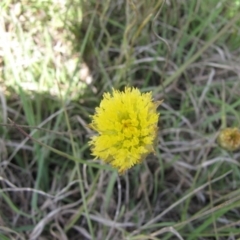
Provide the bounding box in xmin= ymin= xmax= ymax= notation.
xmin=218 ymin=127 xmax=240 ymax=151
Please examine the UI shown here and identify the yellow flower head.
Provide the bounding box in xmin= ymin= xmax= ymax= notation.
xmin=218 ymin=127 xmax=240 ymax=151
xmin=89 ymin=87 xmax=161 ymax=173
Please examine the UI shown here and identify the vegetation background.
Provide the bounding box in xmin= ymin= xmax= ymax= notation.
xmin=1 ymin=0 xmax=240 ymax=239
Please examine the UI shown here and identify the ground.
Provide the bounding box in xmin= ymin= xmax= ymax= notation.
xmin=1 ymin=0 xmax=240 ymax=239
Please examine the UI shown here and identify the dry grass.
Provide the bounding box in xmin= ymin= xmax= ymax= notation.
xmin=1 ymin=0 xmax=240 ymax=239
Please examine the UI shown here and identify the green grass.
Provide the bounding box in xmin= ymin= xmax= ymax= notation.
xmin=1 ymin=0 xmax=240 ymax=239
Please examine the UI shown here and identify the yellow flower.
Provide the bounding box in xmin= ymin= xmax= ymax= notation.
xmin=218 ymin=127 xmax=240 ymax=151
xmin=89 ymin=87 xmax=161 ymax=173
